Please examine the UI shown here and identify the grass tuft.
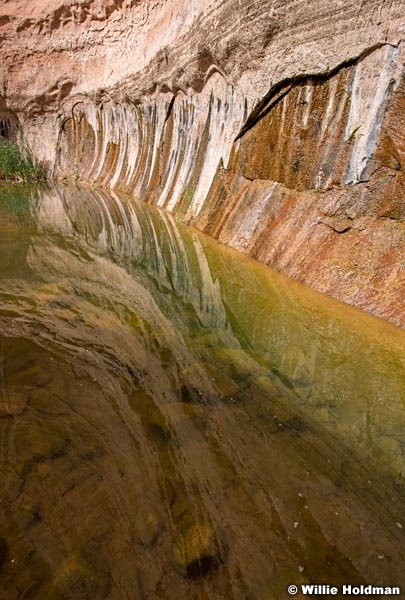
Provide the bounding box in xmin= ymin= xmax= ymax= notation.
xmin=0 ymin=138 xmax=46 ymax=182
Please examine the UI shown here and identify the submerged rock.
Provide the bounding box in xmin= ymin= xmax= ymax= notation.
xmin=171 ymin=521 xmax=222 ymax=578
xmin=14 ymin=415 xmax=69 ymax=471
xmin=132 ymin=510 xmax=163 ymax=547
xmin=44 ymin=553 xmax=111 ymax=600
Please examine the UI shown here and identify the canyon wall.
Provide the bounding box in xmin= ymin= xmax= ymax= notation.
xmin=1 ymin=0 xmax=404 ymax=326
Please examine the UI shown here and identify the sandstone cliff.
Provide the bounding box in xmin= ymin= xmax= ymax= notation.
xmin=0 ymin=0 xmax=404 ymax=326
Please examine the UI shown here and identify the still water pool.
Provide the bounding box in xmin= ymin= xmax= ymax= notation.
xmin=0 ymin=183 xmax=404 ymax=599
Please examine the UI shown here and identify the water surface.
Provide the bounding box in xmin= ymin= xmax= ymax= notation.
xmin=0 ymin=183 xmax=404 ymax=599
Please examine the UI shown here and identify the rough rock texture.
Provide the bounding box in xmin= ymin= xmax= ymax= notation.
xmin=0 ymin=0 xmax=404 ymax=326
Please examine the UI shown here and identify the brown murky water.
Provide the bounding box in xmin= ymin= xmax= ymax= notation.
xmin=0 ymin=183 xmax=404 ymax=599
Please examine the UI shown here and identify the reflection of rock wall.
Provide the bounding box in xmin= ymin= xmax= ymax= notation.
xmin=1 ymin=0 xmax=404 ymax=326
xmin=2 ymin=184 xmax=405 ymax=597
xmin=31 ymin=184 xmax=405 ymax=486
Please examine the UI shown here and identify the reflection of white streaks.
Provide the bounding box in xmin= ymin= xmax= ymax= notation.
xmin=6 ymin=184 xmax=405 ymax=484
xmin=35 ymin=185 xmax=230 ymax=333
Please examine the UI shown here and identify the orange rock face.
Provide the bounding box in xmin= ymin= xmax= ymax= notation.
xmin=196 ymin=49 xmax=405 ymax=327
xmin=0 ymin=0 xmax=404 ymax=326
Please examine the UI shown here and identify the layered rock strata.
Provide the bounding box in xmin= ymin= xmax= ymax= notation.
xmin=0 ymin=0 xmax=404 ymax=326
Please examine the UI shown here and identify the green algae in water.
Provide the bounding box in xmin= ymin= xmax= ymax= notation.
xmin=0 ymin=183 xmax=404 ymax=599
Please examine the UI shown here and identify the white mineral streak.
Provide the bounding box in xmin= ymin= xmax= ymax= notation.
xmin=227 ymin=183 xmax=279 ymax=251
xmin=64 ymin=74 xmax=247 ymax=217
xmin=302 ymin=84 xmax=313 ymax=127
xmin=124 ymin=107 xmax=143 ymax=188
xmin=189 ymin=79 xmax=247 ymax=216
xmin=343 ymin=44 xmax=402 ymax=184
xmin=158 ymin=94 xmax=192 ymax=209
xmin=55 ymin=43 xmax=402 ymax=211
xmin=315 ymin=76 xmax=347 ymax=190
xmin=320 ymin=77 xmax=339 ymax=138
xmin=83 ymin=102 xmax=104 ymax=181
xmin=165 ymin=76 xmax=247 ymax=216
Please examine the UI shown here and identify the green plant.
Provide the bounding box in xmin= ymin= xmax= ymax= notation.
xmin=0 ymin=138 xmax=45 ymax=182
xmin=347 ymin=124 xmax=362 ymax=142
